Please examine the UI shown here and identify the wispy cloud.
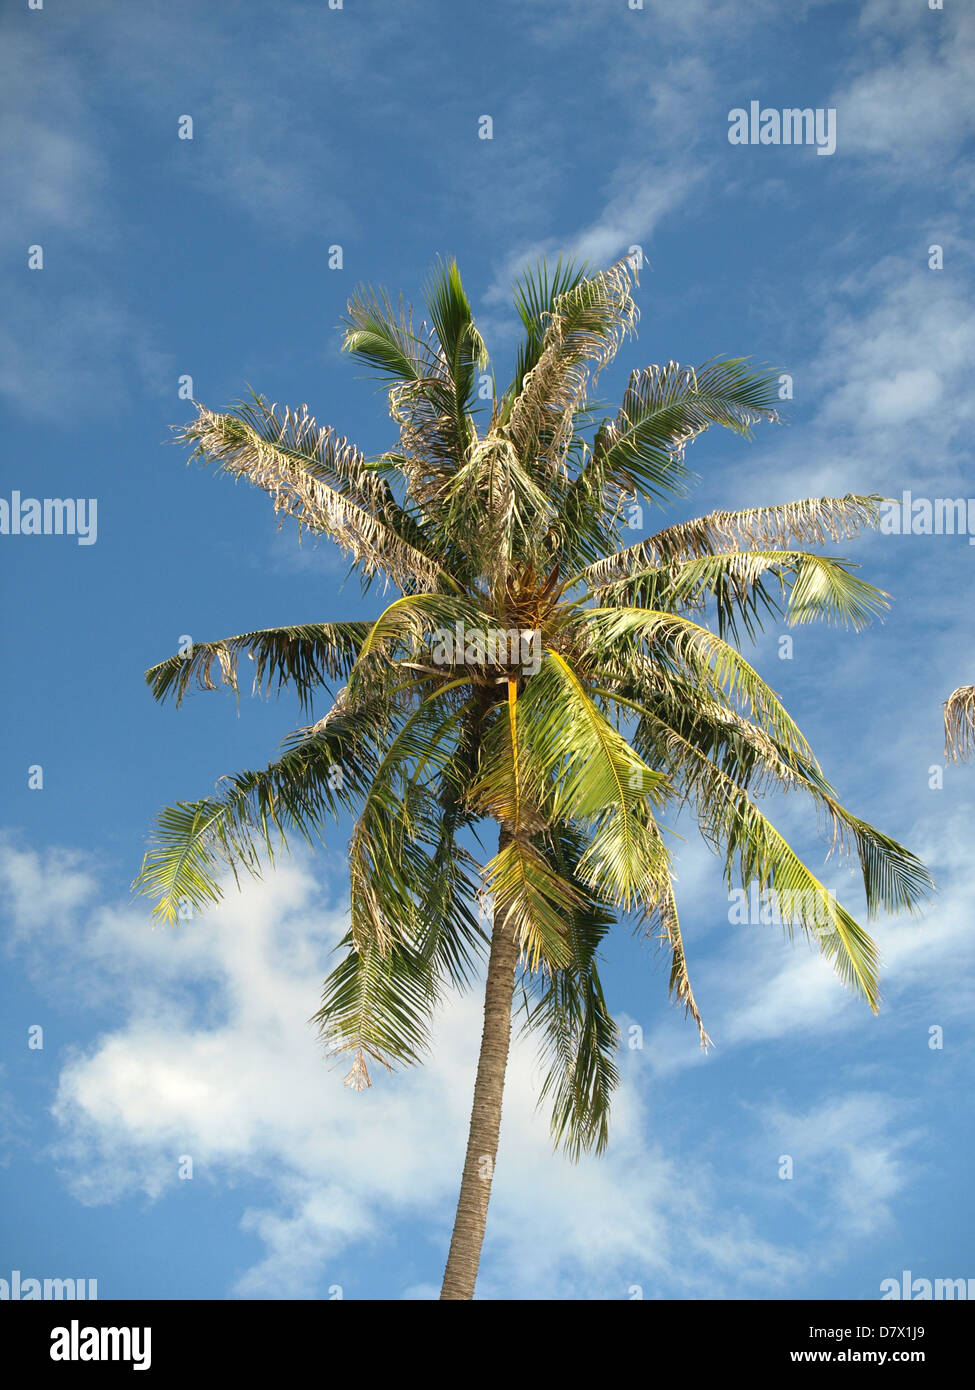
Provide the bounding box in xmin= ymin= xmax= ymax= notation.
xmin=759 ymin=1092 xmax=919 ymax=1236
xmin=830 ymin=2 xmax=975 ymax=167
xmin=0 ymin=32 xmax=110 ymax=245
xmin=0 ymin=288 xmax=173 ymax=420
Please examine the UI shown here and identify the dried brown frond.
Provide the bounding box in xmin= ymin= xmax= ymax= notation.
xmin=181 ymin=402 xmax=448 ymax=592
xmin=344 ymin=1049 xmax=372 ymax=1091
xmin=388 ymin=369 xmax=473 ymax=517
xmin=945 ymin=685 xmax=975 ymax=763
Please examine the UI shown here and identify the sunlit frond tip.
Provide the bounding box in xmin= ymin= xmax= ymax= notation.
xmin=945 ymin=685 xmax=975 ymax=763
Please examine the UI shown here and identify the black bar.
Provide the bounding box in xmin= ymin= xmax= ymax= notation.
xmin=2 ymin=1299 xmax=967 ymax=1374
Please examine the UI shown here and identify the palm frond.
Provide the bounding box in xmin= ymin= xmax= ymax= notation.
xmin=520 ymin=824 xmax=621 ymax=1157
xmin=633 ymin=821 xmax=711 ymax=1049
xmin=145 ymin=621 xmax=371 ymax=711
xmin=346 ymin=591 xmax=492 ymax=701
xmin=342 ymin=286 xmax=436 ymax=384
xmin=442 ymin=434 xmax=559 ymax=589
xmin=577 ymin=605 xmax=815 ymax=760
xmin=133 ymin=692 xmax=385 ymax=922
xmin=499 ymin=258 xmax=638 ymax=485
xmin=425 ymin=256 xmax=489 ymax=429
xmin=485 ymin=836 xmax=580 ymax=972
xmin=945 ymin=685 xmax=975 ymax=762
xmin=509 ymin=256 xmax=591 ymax=399
xmin=595 ymin=687 xmax=883 ymax=1009
xmin=602 ymin=683 xmax=932 ymax=925
xmin=469 ymin=682 xmax=577 ymax=970
xmin=313 ymin=695 xmax=488 ymax=1086
xmin=664 ymin=729 xmax=883 ymax=1006
xmin=596 ymin=356 xmax=780 ymax=499
xmin=346 ymin=681 xmax=476 ymax=954
xmin=595 ymin=551 xmax=889 ymax=642
xmin=313 ymin=933 xmax=440 ymax=1087
xmin=577 ymin=493 xmax=886 ymax=590
xmin=515 ymin=651 xmax=671 ymax=906
xmin=179 ymin=397 xmax=452 ymax=593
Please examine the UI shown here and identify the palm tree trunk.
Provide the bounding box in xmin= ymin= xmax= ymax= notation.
xmin=439 ymin=838 xmax=519 ymax=1300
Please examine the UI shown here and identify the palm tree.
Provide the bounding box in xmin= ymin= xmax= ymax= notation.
xmin=135 ymin=256 xmax=933 ymax=1300
xmin=945 ymin=686 xmax=975 ymax=762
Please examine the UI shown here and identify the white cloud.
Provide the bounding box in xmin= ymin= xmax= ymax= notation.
xmin=830 ymin=5 xmax=975 ymax=163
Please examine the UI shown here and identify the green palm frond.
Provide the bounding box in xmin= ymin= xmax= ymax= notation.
xmin=513 ymin=651 xmax=671 ymax=906
xmin=313 ymin=934 xmax=440 ymax=1088
xmin=520 ymin=825 xmax=621 ymax=1158
xmin=346 ymin=681 xmax=476 ymax=954
xmin=577 ymin=605 xmax=814 ymax=760
xmin=602 ymin=683 xmax=932 ymax=926
xmin=425 ymin=256 xmax=489 ymax=427
xmin=466 ymin=680 xmax=542 ymax=836
xmin=486 ymin=836 xmax=581 ymax=972
xmin=553 ymin=357 xmax=783 ymax=575
xmin=510 ymin=255 xmax=590 ymax=399
xmin=595 ymin=551 xmax=889 ymax=642
xmin=824 ymin=808 xmax=933 ymax=919
xmin=597 ymin=687 xmax=884 ymax=1009
xmin=469 ymin=682 xmax=578 ymax=970
xmin=133 ymin=798 xmax=251 ymax=925
xmin=314 ymin=761 xmax=486 ymax=1088
xmin=346 ymin=591 xmax=492 ymax=700
xmin=739 ymin=816 xmax=883 ymax=1009
xmin=632 ymin=819 xmax=711 ymax=1049
xmin=133 ymin=691 xmax=386 ymax=922
xmin=595 ymin=356 xmax=780 ymax=499
xmin=313 ymin=700 xmax=487 ymax=1088
xmin=342 ymin=286 xmax=436 ymax=384
xmin=343 ymin=272 xmax=487 ymax=533
xmin=145 ymin=621 xmax=372 ymax=711
xmin=658 ymin=723 xmax=883 ymax=1007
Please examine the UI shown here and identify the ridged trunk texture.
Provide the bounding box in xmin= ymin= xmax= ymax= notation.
xmin=439 ymin=847 xmax=519 ymax=1300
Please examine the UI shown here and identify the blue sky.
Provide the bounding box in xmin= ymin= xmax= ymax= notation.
xmin=1 ymin=0 xmax=973 ymax=1300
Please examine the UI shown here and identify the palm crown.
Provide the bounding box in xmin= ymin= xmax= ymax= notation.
xmin=136 ymin=256 xmax=933 ymax=1170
